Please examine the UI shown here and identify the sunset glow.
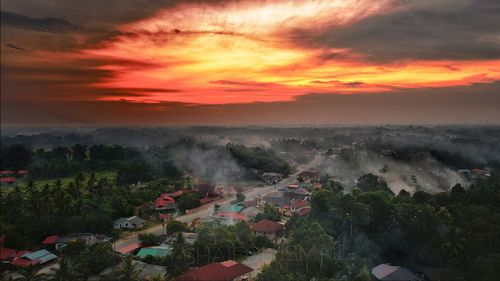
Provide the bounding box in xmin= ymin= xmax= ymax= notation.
xmin=19 ymin=0 xmax=497 ymax=105
xmin=2 ymin=0 xmax=500 ymax=125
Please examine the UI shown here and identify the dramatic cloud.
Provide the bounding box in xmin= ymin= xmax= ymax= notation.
xmin=1 ymin=0 xmax=499 ymax=125
xmin=1 ymin=10 xmax=81 ymax=33
xmin=306 ymin=0 xmax=500 ymax=61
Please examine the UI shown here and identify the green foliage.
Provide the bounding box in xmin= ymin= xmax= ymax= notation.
xmin=356 ymin=173 xmax=393 ymax=194
xmin=117 ymin=161 xmax=153 ymax=185
xmin=108 ymin=255 xmax=141 ymax=281
xmin=0 ymin=144 xmax=32 ymax=170
xmin=254 ymin=205 xmax=280 ymax=222
xmin=193 ymin=222 xmax=254 ymax=266
xmin=227 ymin=144 xmax=291 ymax=175
xmin=234 ymin=192 xmax=246 ymax=203
xmin=166 ymin=220 xmax=190 ymax=235
xmin=167 ymin=233 xmax=194 ymax=277
xmin=254 ymin=236 xmax=274 ymax=249
xmin=0 ymin=174 xmax=136 ymax=248
xmin=260 ymin=173 xmax=500 ymax=281
xmin=73 ymin=242 xmax=121 ymax=277
xmin=176 ymin=192 xmax=202 ymax=211
xmin=138 ymin=233 xmax=159 ymax=247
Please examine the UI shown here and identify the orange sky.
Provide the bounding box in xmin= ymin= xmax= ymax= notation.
xmin=1 ymin=0 xmax=500 ymax=124
xmin=21 ymin=0 xmax=500 ymax=105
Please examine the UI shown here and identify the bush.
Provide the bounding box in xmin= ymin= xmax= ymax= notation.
xmin=254 ymin=236 xmax=274 ymax=249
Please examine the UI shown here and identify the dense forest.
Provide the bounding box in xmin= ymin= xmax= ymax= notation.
xmin=257 ymin=173 xmax=500 ymax=281
xmin=1 ymin=139 xmax=291 ymax=183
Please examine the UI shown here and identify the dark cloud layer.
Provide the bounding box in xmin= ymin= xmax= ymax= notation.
xmin=302 ymin=0 xmax=500 ymax=61
xmin=1 ymin=10 xmax=81 ymax=33
xmin=2 ymin=82 xmax=500 ymax=126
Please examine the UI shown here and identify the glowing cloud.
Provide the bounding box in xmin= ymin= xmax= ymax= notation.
xmin=40 ymin=0 xmax=500 ymax=104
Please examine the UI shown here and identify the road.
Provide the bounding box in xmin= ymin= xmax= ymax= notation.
xmin=242 ymin=248 xmax=276 ymax=275
xmin=113 ymin=154 xmax=322 ymax=252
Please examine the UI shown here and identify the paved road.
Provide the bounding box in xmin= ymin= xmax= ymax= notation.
xmin=242 ymin=248 xmax=276 ymax=275
xmin=113 ymin=154 xmax=322 ymax=252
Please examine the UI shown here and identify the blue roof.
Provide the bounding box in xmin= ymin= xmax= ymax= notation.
xmin=22 ymin=249 xmax=57 ymax=264
xmin=136 ymin=246 xmax=171 ymax=258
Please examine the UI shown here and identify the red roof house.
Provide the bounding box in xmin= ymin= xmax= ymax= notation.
xmin=42 ymin=235 xmax=59 ymax=245
xmin=297 ymin=207 xmax=312 ymax=217
xmin=11 ymin=257 xmax=39 ymax=267
xmin=155 ymin=194 xmax=177 ymax=211
xmin=167 ymin=190 xmax=184 ymax=198
xmin=215 ymin=211 xmax=247 ymax=221
xmin=176 ymin=260 xmax=253 ymax=281
xmin=0 ymin=247 xmax=17 ymax=261
xmin=159 ymin=213 xmax=171 ymax=221
xmin=116 ymin=242 xmax=142 ymax=255
xmin=0 ymin=177 xmax=16 ymax=183
xmin=291 ymin=200 xmax=308 ymax=210
xmin=252 ymin=219 xmax=283 ymax=234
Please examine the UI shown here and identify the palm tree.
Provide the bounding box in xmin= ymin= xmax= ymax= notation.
xmin=113 ymin=255 xmax=140 ymax=281
xmin=168 ymin=233 xmax=193 ymax=277
xmin=49 ymin=257 xmax=80 ymax=281
xmin=172 ymin=233 xmax=193 ymax=263
xmin=441 ymin=227 xmax=467 ymax=259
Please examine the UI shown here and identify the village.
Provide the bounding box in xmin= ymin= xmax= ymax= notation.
xmin=0 ymin=151 xmax=322 ymax=281
xmin=1 ymin=126 xmax=498 ymax=281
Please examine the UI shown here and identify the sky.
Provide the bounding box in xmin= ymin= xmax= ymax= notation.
xmin=1 ymin=0 xmax=499 ymax=125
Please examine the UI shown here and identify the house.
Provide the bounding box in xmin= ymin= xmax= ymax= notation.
xmin=259 ymin=172 xmax=283 ymax=185
xmin=167 ymin=190 xmax=185 ymax=198
xmin=159 ymin=213 xmax=171 ymax=221
xmin=88 ymin=260 xmax=167 ymax=281
xmin=18 ymin=170 xmax=28 ymax=176
xmin=297 ymin=171 xmax=320 ymax=182
xmin=42 ymin=233 xmax=111 ymax=250
xmin=134 ymin=261 xmax=168 ymax=280
xmin=137 ymin=246 xmax=171 ymax=258
xmin=262 ymin=192 xmax=289 ymax=209
xmin=11 ymin=249 xmax=57 ymax=267
xmin=177 ymin=260 xmax=253 ymax=281
xmin=114 ymin=216 xmax=146 ymax=229
xmin=282 ymin=189 xmax=310 ymax=202
xmin=223 ymin=204 xmax=244 ymax=213
xmin=251 ymin=219 xmax=283 ymax=240
xmin=283 ymin=199 xmax=310 ymax=217
xmin=181 ymin=233 xmax=198 ymax=245
xmin=116 ymin=242 xmax=142 ymax=255
xmin=0 ymin=247 xmax=17 ymax=262
xmin=204 ymin=212 xmax=247 ymax=226
xmin=241 ymin=200 xmax=257 ymax=208
xmin=296 ymin=207 xmax=311 ymax=217
xmin=0 ymin=177 xmax=16 ymax=184
xmin=155 ymin=194 xmax=177 ymax=211
xmin=161 ymin=232 xmax=198 ymax=247
xmin=471 ymin=168 xmax=491 ymax=177
xmin=240 ymin=206 xmax=261 ymax=220
xmin=372 ymin=264 xmax=421 ymax=281
xmin=196 ymin=182 xmax=219 ymax=198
